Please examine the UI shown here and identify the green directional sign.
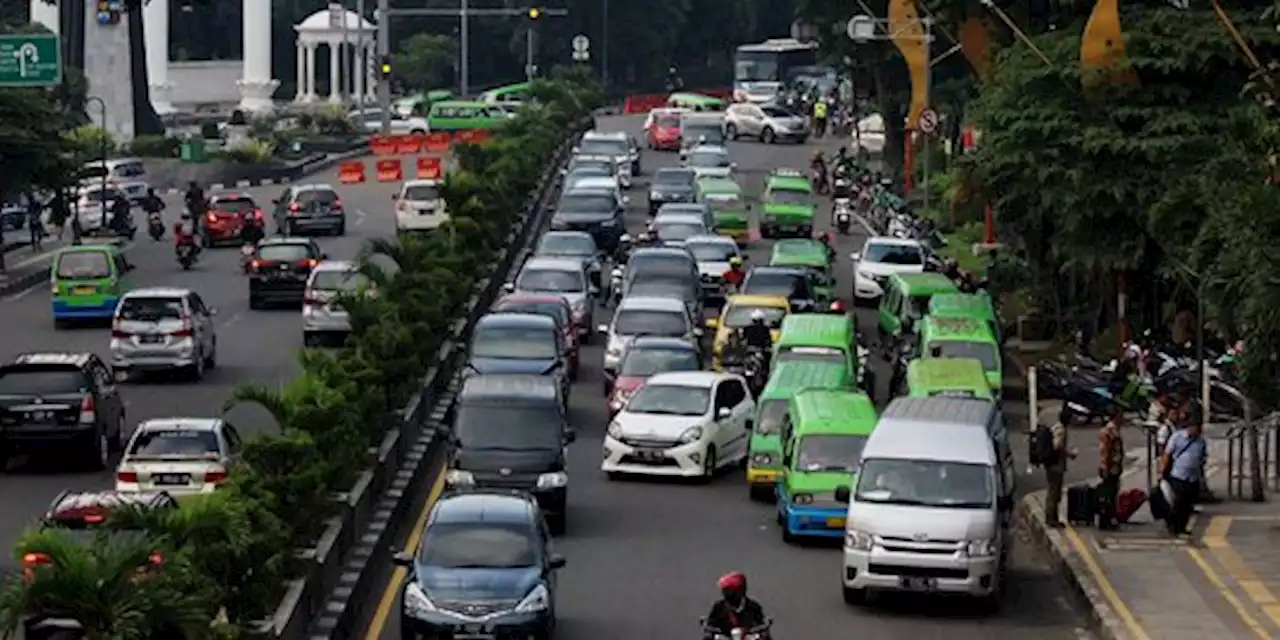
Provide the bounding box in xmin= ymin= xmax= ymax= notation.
xmin=0 ymin=34 xmax=62 ymax=87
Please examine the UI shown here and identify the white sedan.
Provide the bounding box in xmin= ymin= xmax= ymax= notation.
xmin=603 ymin=371 xmax=754 ymax=479
xmin=115 ymin=418 xmax=242 ymax=496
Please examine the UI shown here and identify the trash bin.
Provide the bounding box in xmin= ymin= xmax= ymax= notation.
xmin=180 ymin=138 xmax=207 ymax=163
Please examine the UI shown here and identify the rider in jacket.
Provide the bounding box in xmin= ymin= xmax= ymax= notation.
xmin=741 ymin=310 xmax=773 ymax=351
xmin=704 ymin=572 xmax=768 ymax=638
xmin=721 ymin=256 xmax=745 ymax=291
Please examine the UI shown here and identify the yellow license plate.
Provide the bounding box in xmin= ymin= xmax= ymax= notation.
xmin=826 ymin=517 xmax=846 ymax=528
xmin=72 ymin=286 xmax=96 ymax=295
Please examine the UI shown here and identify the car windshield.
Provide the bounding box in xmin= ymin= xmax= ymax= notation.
xmin=558 ymin=195 xmax=614 ymax=213
xmin=865 ymin=243 xmax=923 ymax=265
xmin=927 ymin=340 xmax=1000 ymax=371
xmin=570 ymin=160 xmax=613 ymax=175
xmin=722 ymin=305 xmax=786 ymax=328
xmin=471 ymin=326 xmax=557 ymax=359
xmin=421 ymin=523 xmax=537 ymax=569
xmin=769 ymin=188 xmax=811 ymax=207
xmin=654 ymin=114 xmax=681 ymax=127
xmin=295 ymin=190 xmax=338 ymax=205
xmin=113 ymin=162 xmax=145 ymax=178
xmin=0 ymin=367 xmax=88 ymax=395
xmin=686 ymin=242 xmax=737 ymax=262
xmin=129 ymin=429 xmax=220 ymax=457
xmin=626 ymin=384 xmax=709 ymax=416
xmin=620 ymin=348 xmax=701 ymax=376
xmin=657 ymin=222 xmax=705 ymax=242
xmin=117 ymin=297 xmax=183 ymax=321
xmin=855 ymin=458 xmax=995 ymax=508
xmin=518 ymin=268 xmax=583 ymax=293
xmin=258 ymin=244 xmax=310 ymax=262
xmin=613 ymin=309 xmax=687 ymax=336
xmin=213 ymin=198 xmax=255 ymax=213
xmin=654 ymin=169 xmax=694 ymax=187
xmin=689 ymin=151 xmax=729 ymax=168
xmin=796 ymin=434 xmax=868 ymax=473
xmin=683 ymin=125 xmax=725 ymax=145
xmin=565 ymin=170 xmax=608 ymax=189
xmin=580 ymin=139 xmax=628 ymax=156
xmin=743 ymin=272 xmax=799 ymax=296
xmin=55 ymin=251 xmax=112 ymax=279
xmin=777 ymin=346 xmax=847 ymax=368
xmin=755 ymin=399 xmax=787 ymax=435
xmin=703 ymin=195 xmax=744 ymax=211
xmin=538 ymin=234 xmax=596 ymax=256
xmin=495 ymin=301 xmax=568 ymax=327
xmin=762 ymin=107 xmax=797 ymax=118
xmin=311 ymin=270 xmax=369 ymax=292
xmin=402 ymin=185 xmax=439 ymax=200
xmin=455 ymin=405 xmax=563 ymax=449
xmin=627 ymin=279 xmax=692 ymax=301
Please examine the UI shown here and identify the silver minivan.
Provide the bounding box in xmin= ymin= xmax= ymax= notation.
xmin=599 ymin=296 xmax=700 ymax=373
xmin=302 ymin=260 xmax=371 ymax=346
xmin=836 ymin=397 xmax=1014 ymax=607
xmin=110 ymin=287 xmax=218 ymax=380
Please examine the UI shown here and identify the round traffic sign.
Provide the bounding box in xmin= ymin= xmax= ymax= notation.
xmin=572 ymin=35 xmax=590 ymax=53
xmin=918 ymin=107 xmax=940 ymax=135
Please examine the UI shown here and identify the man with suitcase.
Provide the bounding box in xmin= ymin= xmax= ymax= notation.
xmin=1161 ymin=421 xmax=1206 ymax=536
xmin=1097 ymin=410 xmax=1127 ymax=530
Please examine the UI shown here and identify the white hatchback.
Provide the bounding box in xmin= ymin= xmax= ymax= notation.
xmin=603 ymin=371 xmax=754 ymax=479
xmin=851 ymin=237 xmax=927 ymax=305
xmin=395 ymin=179 xmax=448 ymax=231
xmin=303 ymin=260 xmax=372 ymax=346
xmin=115 ymin=418 xmax=242 ymax=496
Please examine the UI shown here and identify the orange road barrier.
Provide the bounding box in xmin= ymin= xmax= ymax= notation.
xmin=395 ymin=134 xmax=423 ymax=154
xmin=424 ymin=131 xmax=451 ymax=153
xmin=370 ymin=135 xmax=397 ymax=155
xmin=338 ymin=161 xmax=366 ymax=184
xmin=416 ymin=157 xmax=443 ymax=180
xmin=375 ymin=158 xmax=403 ymax=182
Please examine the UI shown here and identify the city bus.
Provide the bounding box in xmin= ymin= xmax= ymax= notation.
xmin=733 ymin=39 xmax=819 ymax=104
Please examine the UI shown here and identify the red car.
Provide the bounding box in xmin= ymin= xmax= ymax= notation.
xmin=492 ymin=294 xmax=581 ymax=380
xmin=644 ymin=108 xmax=686 ymax=151
xmin=606 ymin=336 xmax=702 ymax=415
xmin=202 ymin=193 xmax=265 ymax=246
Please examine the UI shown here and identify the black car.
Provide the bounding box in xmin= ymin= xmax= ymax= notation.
xmin=444 ymin=375 xmax=575 ymax=533
xmin=741 ymin=266 xmax=819 ymax=312
xmin=0 ymin=352 xmax=126 ymax=470
xmin=550 ymin=189 xmax=625 ymax=252
xmin=271 ymin=184 xmax=346 ymax=236
xmin=648 ymin=167 xmax=697 ymax=215
xmin=395 ymin=490 xmax=565 ymax=639
xmin=247 ymin=237 xmax=326 ymax=309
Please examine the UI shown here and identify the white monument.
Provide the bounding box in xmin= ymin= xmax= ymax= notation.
xmin=293 ymin=7 xmax=378 ymax=105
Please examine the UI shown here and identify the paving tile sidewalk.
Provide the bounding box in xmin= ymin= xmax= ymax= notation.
xmin=1020 ymin=436 xmax=1280 ymax=640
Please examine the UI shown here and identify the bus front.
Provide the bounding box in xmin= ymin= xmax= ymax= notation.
xmin=734 ymin=45 xmax=784 ymax=104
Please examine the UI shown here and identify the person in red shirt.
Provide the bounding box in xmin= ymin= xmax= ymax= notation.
xmin=721 ymin=256 xmax=745 ymax=291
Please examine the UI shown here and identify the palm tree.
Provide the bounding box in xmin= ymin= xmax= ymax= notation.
xmin=0 ymin=528 xmax=214 ymax=639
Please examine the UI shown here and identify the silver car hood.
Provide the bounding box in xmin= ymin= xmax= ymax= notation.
xmin=698 ymin=262 xmax=729 ymax=277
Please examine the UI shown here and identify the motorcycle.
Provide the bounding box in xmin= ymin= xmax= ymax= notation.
xmin=742 ymin=347 xmax=768 ymax=397
xmin=809 ymin=167 xmax=829 ymax=195
xmin=608 ymin=267 xmax=624 ymax=307
xmin=176 ymin=242 xmax=198 ymax=270
xmin=700 ymin=619 xmax=773 ymax=640
xmin=832 ymin=198 xmax=853 ymax=235
xmin=240 ymin=243 xmax=256 ymax=273
xmin=147 ymin=211 xmax=164 ymax=241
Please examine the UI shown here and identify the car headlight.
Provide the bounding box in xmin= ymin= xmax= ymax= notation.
xmin=536 ymin=471 xmax=568 ymax=489
xmin=610 ymin=390 xmax=633 ymax=411
xmin=445 ymin=470 xmax=474 ymax=486
xmin=607 ymin=421 xmax=623 ymax=439
xmin=514 ymin=584 xmax=550 ymax=613
xmin=403 ymin=581 xmax=437 ymax=619
xmin=751 ymin=453 xmax=773 ymax=465
xmin=857 ymin=270 xmax=876 ymax=281
xmin=650 ymin=191 xmax=663 ymax=200
xmin=792 ymin=493 xmax=813 ymax=505
xmin=964 ymin=538 xmax=997 ymax=557
xmin=678 ymin=426 xmax=703 ymax=443
xmin=606 ymin=344 xmax=622 ymax=358
xmin=844 ymin=528 xmax=873 ymax=551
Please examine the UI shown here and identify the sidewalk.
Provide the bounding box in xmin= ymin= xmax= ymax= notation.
xmin=0 ymin=236 xmax=70 ymax=297
xmin=1020 ymin=437 xmax=1280 ymax=640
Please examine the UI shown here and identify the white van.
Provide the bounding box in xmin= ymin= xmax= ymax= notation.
xmin=80 ymin=158 xmax=147 ymax=187
xmin=394 ymin=179 xmax=447 ymax=231
xmin=835 ymin=396 xmax=1015 ymax=608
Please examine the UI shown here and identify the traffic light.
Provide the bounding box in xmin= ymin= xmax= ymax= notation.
xmin=527 ymin=7 xmax=541 ymax=20
xmin=380 ymin=55 xmax=393 ymax=79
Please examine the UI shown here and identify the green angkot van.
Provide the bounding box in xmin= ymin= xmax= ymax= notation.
xmin=905 ymin=358 xmax=994 ymax=400
xmin=928 ymin=292 xmax=1000 ymax=343
xmin=479 ymin=82 xmax=529 ymax=106
xmin=876 ymin=272 xmax=960 ymax=339
xmin=919 ymin=315 xmax=1002 ymax=394
xmin=776 ymin=389 xmax=877 ymax=542
xmin=426 ymin=100 xmax=509 ymax=132
xmin=667 ymin=92 xmax=725 ymax=111
xmin=50 ymin=241 xmax=133 ymax=326
xmin=769 ymin=239 xmax=834 ymax=301
xmin=759 ymin=169 xmax=815 ymax=238
xmin=746 ymin=361 xmax=852 ymax=501
xmin=774 ymin=313 xmax=856 ymax=378
xmin=694 ymin=177 xmax=750 ymax=244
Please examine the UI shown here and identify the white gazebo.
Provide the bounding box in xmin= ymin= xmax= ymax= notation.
xmin=294 ymin=8 xmax=377 ymax=105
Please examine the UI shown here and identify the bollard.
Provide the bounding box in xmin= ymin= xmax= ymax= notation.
xmin=1027 ymin=366 xmax=1038 ymax=476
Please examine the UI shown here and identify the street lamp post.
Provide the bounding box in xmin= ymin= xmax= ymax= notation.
xmin=80 ymin=96 xmax=109 ymax=246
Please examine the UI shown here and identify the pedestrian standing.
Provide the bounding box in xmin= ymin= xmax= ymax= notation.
xmin=1097 ymin=410 xmax=1126 ymax=530
xmin=25 ymin=193 xmax=43 ymax=251
xmin=1032 ymin=409 xmax=1078 ymax=529
xmin=1160 ymin=420 xmax=1206 ymax=536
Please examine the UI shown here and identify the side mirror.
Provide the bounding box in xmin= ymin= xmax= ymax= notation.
xmin=564 ymin=429 xmax=577 ymax=444
xmin=731 ymin=163 xmax=738 ymax=170
xmin=705 ymin=318 xmax=719 ymax=329
xmin=392 ymin=194 xmax=398 ymax=200
xmin=623 ymin=196 xmax=631 ymax=205
xmin=716 ymin=406 xmax=732 ymax=420
xmin=548 ymin=554 xmax=567 ymax=570
xmin=503 ymin=282 xmax=515 ymax=292
xmin=392 ymin=550 xmax=413 ymax=566
xmin=835 ymin=486 xmax=851 ymax=503
xmin=559 ymin=168 xmax=567 ymax=176
xmin=320 ymin=253 xmax=328 ymax=260
xmin=849 ymin=252 xmax=860 ymax=262
xmin=596 ymin=323 xmax=609 ymax=334
xmin=693 ymin=327 xmax=704 ymax=337
xmin=271 ymin=199 xmax=280 ymax=205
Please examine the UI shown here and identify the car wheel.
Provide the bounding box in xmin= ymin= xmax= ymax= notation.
xmin=249 ymin=295 xmax=263 ymax=310
xmin=335 ymin=221 xmax=346 ymax=236
xmin=700 ymin=445 xmax=717 ymax=483
xmin=86 ymin=428 xmax=109 ymax=471
xmin=842 ymin=586 xmax=866 ymax=605
xmin=411 ymin=129 xmax=425 ymax=136
xmin=725 ymin=123 xmax=738 ymax=140
xmin=189 ymin=352 xmax=205 ymax=381
xmin=204 ymin=338 xmax=217 ymax=368
xmin=548 ymin=511 xmax=566 ymax=535
xmin=762 ymin=127 xmax=775 ymax=144
xmin=110 ymin=413 xmax=124 ymax=452
xmin=781 ymin=520 xmax=797 ymax=544
xmin=606 ymin=471 xmax=623 ymax=481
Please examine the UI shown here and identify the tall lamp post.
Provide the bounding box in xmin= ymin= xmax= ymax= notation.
xmin=79 ymin=96 xmax=109 ymax=246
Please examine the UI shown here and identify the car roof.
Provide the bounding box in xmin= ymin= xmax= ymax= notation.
xmin=689 ymin=145 xmax=727 ymax=154
xmin=583 ymin=130 xmax=627 ymax=140
xmin=476 ymin=312 xmax=557 ymax=329
xmin=631 ymin=336 xmax=699 ymax=351
xmin=654 ymin=167 xmax=695 ymax=176
xmin=312 ymin=260 xmax=358 ymax=272
xmin=9 ymin=352 xmax=93 ymax=368
xmin=122 ymin=287 xmax=192 ymax=299
xmin=866 ymin=397 xmax=998 ymax=465
xmin=135 ymin=417 xmax=222 ymax=432
xmin=47 ymin=490 xmax=174 ymax=519
xmin=523 ymin=256 xmax=585 ymax=271
xmin=657 ymin=202 xmax=710 ymax=212
xmin=497 ymin=294 xmax=571 ymax=307
xmin=402 ymin=179 xmax=439 ymax=188
xmin=645 ymin=371 xmax=725 ymax=388
xmin=727 ymin=293 xmax=790 ymax=308
xmin=574 ymin=177 xmax=618 ymax=189
xmin=865 ymin=236 xmax=924 ymax=248
xmin=632 ymin=247 xmax=695 ymax=259
xmin=563 ymin=187 xmax=614 ymax=197
xmin=431 ymin=490 xmax=538 ymax=525
xmin=459 ymin=374 xmax=559 ymax=402
xmin=748 ymin=265 xmax=805 ymax=276
xmin=654 ymin=213 xmax=706 ymax=224
xmin=210 ymin=192 xmax=253 ymax=201
xmin=684 ymin=235 xmax=737 ymax=246
xmin=290 ymin=183 xmax=337 ymax=192
xmin=260 ymin=237 xmax=313 ymax=246
xmin=540 ymin=230 xmax=594 ymax=242
xmin=617 ymin=296 xmax=688 ymax=311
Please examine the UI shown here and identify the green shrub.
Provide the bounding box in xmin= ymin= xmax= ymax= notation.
xmin=129 ymin=134 xmax=181 ymax=158
xmin=222 ymin=139 xmax=275 ymax=164
xmin=64 ymin=125 xmax=115 ymax=159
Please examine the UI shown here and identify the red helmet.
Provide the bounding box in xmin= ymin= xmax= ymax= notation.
xmin=829 ymin=300 xmax=847 ymax=313
xmin=717 ymin=571 xmax=747 ymax=593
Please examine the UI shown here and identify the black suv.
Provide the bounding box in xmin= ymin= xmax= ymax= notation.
xmin=0 ymin=353 xmax=126 ymax=470
xmin=248 ymin=237 xmax=326 ymax=309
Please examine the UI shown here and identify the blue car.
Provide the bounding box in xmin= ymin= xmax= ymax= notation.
xmin=466 ymin=313 xmax=570 ymax=405
xmin=396 ymin=490 xmax=565 ymax=639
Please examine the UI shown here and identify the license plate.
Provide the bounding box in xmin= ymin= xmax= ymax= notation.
xmin=26 ymin=411 xmax=53 ymax=422
xmin=635 ymin=449 xmax=665 ymax=461
xmin=155 ymin=474 xmax=188 ymax=485
xmin=900 ymin=577 xmax=936 ymax=591
xmin=826 ymin=517 xmax=846 ymax=528
xmin=72 ymin=286 xmax=96 ymax=295
xmin=278 ymin=264 xmax=290 ymax=271
xmin=140 ymin=334 xmax=163 ymax=344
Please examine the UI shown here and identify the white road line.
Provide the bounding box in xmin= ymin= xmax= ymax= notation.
xmin=355 ymin=209 xmax=367 ymax=227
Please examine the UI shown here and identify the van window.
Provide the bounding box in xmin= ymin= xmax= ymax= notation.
xmin=56 ymin=251 xmax=112 ymax=279
xmin=117 ymin=297 xmax=183 ymax=321
xmin=113 ymin=162 xmax=145 ymax=178
xmin=755 ymin=399 xmax=788 ymax=435
xmin=796 ymin=434 xmax=867 ymax=473
xmin=456 ymin=404 xmax=562 ymax=449
xmin=855 ymin=458 xmax=994 ymax=508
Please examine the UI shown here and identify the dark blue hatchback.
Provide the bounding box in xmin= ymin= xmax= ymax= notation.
xmin=396 ymin=490 xmax=565 ymax=639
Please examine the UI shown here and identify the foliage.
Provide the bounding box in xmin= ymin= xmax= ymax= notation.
xmin=395 ymin=33 xmax=460 ymax=92
xmin=221 ymin=139 xmax=276 ymax=165
xmin=0 ymin=88 xmax=81 ymax=198
xmin=128 ymin=135 xmax=182 ymax=158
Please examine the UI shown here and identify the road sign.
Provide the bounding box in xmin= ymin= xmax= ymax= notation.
xmin=0 ymin=34 xmax=61 ymax=87
xmin=918 ymin=107 xmax=940 ymax=136
xmin=572 ymin=34 xmax=590 ymax=53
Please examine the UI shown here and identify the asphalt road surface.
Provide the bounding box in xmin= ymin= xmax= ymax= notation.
xmin=0 ymin=159 xmax=411 ymax=570
xmin=363 ymin=114 xmax=1095 ymax=639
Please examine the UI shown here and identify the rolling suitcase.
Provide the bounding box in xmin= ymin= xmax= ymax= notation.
xmin=1149 ymin=480 xmax=1172 ymax=520
xmin=1114 ymin=488 xmax=1147 ymax=523
xmin=1066 ymin=484 xmax=1098 ymax=525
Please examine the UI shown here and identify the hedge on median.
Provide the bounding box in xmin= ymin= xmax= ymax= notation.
xmin=0 ymin=68 xmax=603 ymax=639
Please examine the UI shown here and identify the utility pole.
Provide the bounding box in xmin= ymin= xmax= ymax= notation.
xmin=377 ymin=0 xmax=391 ymax=132
xmin=601 ymin=0 xmax=609 ymax=86
xmin=339 ymin=0 xmax=350 ymax=102
xmin=356 ymin=0 xmax=366 ymax=105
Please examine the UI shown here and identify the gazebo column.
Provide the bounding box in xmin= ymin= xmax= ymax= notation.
xmin=237 ymin=0 xmax=280 ymax=112
xmin=304 ymin=43 xmax=318 ymax=101
xmin=353 ymin=44 xmax=365 ymax=105
xmin=328 ymin=43 xmax=341 ymax=103
xmin=293 ymin=41 xmax=306 ymax=102
xmin=365 ymin=43 xmax=378 ymax=103
xmin=29 ymin=0 xmax=59 ymax=35
xmin=143 ymin=0 xmax=174 ymax=114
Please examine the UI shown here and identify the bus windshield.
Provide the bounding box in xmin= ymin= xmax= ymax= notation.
xmin=734 ymin=43 xmax=819 ymax=84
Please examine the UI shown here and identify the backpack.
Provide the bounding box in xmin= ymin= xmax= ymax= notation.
xmin=1029 ymin=423 xmax=1055 ymax=465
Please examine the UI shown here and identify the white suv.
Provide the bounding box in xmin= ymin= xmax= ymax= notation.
xmin=394 ymin=179 xmax=447 ymax=231
xmin=303 ymin=260 xmax=371 ymax=346
xmin=851 ymin=237 xmax=927 ymax=305
xmin=110 ymin=288 xmax=218 ymax=380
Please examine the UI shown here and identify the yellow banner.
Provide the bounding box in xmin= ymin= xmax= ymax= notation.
xmin=1081 ymin=0 xmax=1139 ymax=87
xmin=889 ymin=0 xmax=929 ymax=129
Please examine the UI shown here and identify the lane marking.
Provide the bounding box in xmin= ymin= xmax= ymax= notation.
xmin=1203 ymin=516 xmax=1280 ymax=630
xmin=1062 ymin=524 xmax=1153 ymax=640
xmin=355 ymin=209 xmax=367 ymax=227
xmin=1187 ymin=545 xmax=1272 ymax=639
xmin=364 ymin=466 xmax=447 ymax=640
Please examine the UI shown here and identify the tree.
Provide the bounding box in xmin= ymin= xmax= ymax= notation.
xmin=0 ymin=89 xmax=80 ymax=198
xmin=395 ymin=33 xmax=459 ymax=92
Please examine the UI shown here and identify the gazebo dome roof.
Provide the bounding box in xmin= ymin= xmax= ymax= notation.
xmin=295 ymin=8 xmax=376 ymax=32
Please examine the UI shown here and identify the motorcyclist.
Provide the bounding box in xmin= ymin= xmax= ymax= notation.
xmin=818 ymin=231 xmax=837 ymax=261
xmin=741 ymin=309 xmax=773 ymax=352
xmin=141 ymin=187 xmax=165 ymax=216
xmin=810 ymin=151 xmax=828 ymax=191
xmin=612 ymin=233 xmax=632 ymax=266
xmin=812 ymin=96 xmax=829 ymax=138
xmin=721 ymin=256 xmax=745 ymax=290
xmin=108 ymin=195 xmax=132 ymax=235
xmin=173 ymin=210 xmax=200 ymax=256
xmin=665 ymin=66 xmax=684 ymax=92
xmin=239 ymin=208 xmax=264 ymax=245
xmin=703 ymin=572 xmax=768 ymax=639
xmin=183 ymin=181 xmax=206 ymax=217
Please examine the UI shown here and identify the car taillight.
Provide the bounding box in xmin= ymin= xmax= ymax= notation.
xmin=111 ymin=327 xmax=131 ymax=339
xmin=170 ymin=315 xmax=193 ymax=337
xmin=288 ymin=203 xmax=300 ymax=214
xmin=148 ymin=552 xmax=165 ymax=566
xmin=331 ymin=199 xmax=343 ymax=210
xmin=79 ymin=395 xmax=95 ymax=422
xmin=117 ymin=470 xmax=138 ymax=483
xmin=303 ymin=296 xmax=323 ymax=306
xmin=254 ymin=208 xmax=263 ymax=221
xmin=205 ymin=212 xmax=217 ymax=224
xmin=83 ymin=513 xmax=105 ymax=524
xmin=298 ymin=259 xmax=317 ymax=269
xmin=205 ymin=469 xmax=228 ymax=484
xmin=249 ymin=259 xmax=262 ymax=271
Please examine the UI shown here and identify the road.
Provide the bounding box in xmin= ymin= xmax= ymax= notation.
xmin=364 ymin=114 xmax=1094 ymax=639
xmin=0 ymin=157 xmax=411 ymax=571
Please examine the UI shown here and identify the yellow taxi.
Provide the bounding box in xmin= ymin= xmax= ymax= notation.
xmin=705 ymin=294 xmax=790 ymax=370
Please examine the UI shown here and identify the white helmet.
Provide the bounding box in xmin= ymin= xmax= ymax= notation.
xmin=751 ymin=309 xmax=766 ymax=322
